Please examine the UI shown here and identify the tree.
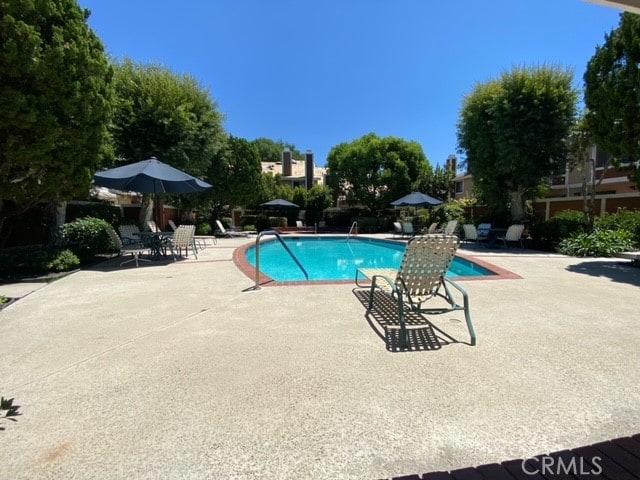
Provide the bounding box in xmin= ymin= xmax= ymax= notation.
xmin=110 ymin=59 xmax=226 ymax=224
xmin=584 ymin=12 xmax=640 ymax=189
xmin=413 ymin=165 xmax=454 ymax=203
xmin=305 ymin=184 xmax=333 ymax=225
xmin=202 ymin=135 xmax=262 ymax=220
xmin=0 ymin=0 xmax=113 ymax=242
xmin=457 ymin=66 xmax=578 ymax=221
xmin=112 ymin=59 xmax=225 ymax=176
xmin=251 ymin=138 xmax=304 ymax=162
xmin=326 ymin=133 xmax=430 ymax=212
xmin=566 ymin=116 xmax=605 ymax=228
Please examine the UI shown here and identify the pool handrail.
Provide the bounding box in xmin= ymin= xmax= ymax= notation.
xmin=254 ymin=230 xmax=309 ymax=288
xmin=347 ymin=221 xmax=358 ymax=241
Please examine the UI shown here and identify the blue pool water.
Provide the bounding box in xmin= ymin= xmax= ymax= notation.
xmin=245 ymin=237 xmax=495 ymax=282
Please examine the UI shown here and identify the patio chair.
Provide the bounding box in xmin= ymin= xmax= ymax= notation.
xmin=167 ymin=225 xmax=197 ymax=260
xmin=426 ymin=222 xmax=439 ymax=234
xmin=462 ymin=224 xmax=478 ymax=243
xmin=168 ymin=219 xmax=178 ymax=231
xmin=215 ymin=219 xmax=248 ymax=237
xmin=402 ymin=222 xmax=415 ymax=237
xmin=355 ymin=234 xmax=475 ymax=348
xmin=477 ymin=223 xmax=492 ymax=244
xmin=106 ymin=226 xmax=151 ymax=268
xmin=496 ymin=224 xmax=525 ymax=248
xmin=118 ymin=224 xmax=141 ymax=245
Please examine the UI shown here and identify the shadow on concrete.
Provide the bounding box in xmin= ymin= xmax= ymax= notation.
xmin=566 ymin=259 xmax=640 ymax=287
xmin=352 ymin=288 xmax=461 ymax=352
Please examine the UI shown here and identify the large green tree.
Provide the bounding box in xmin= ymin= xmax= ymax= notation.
xmin=326 ymin=133 xmax=430 ymax=212
xmin=0 ymin=0 xmax=113 ymax=239
xmin=111 ymin=59 xmax=225 ymax=176
xmin=457 ymin=66 xmax=578 ymax=221
xmin=584 ymin=12 xmax=640 ymax=189
xmin=202 ymin=135 xmax=262 ymax=220
xmin=251 ymin=138 xmax=304 ymax=163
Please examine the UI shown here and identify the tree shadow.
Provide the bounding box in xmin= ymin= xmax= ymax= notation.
xmin=352 ymin=288 xmax=462 ymax=352
xmin=0 ymin=397 xmax=21 ymax=431
xmin=566 ymin=259 xmax=640 ymax=287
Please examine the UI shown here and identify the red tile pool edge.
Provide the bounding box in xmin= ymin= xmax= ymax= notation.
xmin=232 ymin=239 xmax=522 ymax=287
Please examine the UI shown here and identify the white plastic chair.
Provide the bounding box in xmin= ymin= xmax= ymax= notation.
xmin=496 ymin=224 xmax=525 ymax=248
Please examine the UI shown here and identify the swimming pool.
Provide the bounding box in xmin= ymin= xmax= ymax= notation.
xmin=244 ymin=236 xmax=495 ymax=282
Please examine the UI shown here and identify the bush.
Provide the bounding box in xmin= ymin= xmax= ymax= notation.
xmin=268 ymin=216 xmax=287 ymax=228
xmin=324 ymin=208 xmax=353 ymax=228
xmin=530 ymin=210 xmax=586 ymax=250
xmin=66 ymin=202 xmax=123 ymax=224
xmin=557 ymin=229 xmax=634 ymax=257
xmin=255 ymin=215 xmax=270 ymax=232
xmin=196 ymin=222 xmax=212 ymax=235
xmin=595 ymin=208 xmax=640 ymax=247
xmin=0 ymin=246 xmax=80 ymax=276
xmin=60 ymin=216 xmax=114 ymax=261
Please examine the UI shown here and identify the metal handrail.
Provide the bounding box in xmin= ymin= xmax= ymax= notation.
xmin=347 ymin=221 xmax=358 ymax=241
xmin=254 ymin=230 xmax=309 ymax=289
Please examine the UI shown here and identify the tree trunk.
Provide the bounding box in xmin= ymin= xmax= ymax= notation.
xmin=509 ymin=188 xmax=526 ymax=222
xmin=140 ymin=194 xmax=153 ymax=230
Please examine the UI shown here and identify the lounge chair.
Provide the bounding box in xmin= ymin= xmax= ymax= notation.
xmin=147 ymin=220 xmax=161 ymax=232
xmin=168 ymin=219 xmax=178 ymax=231
xmin=496 ymin=224 xmax=525 ymax=248
xmin=106 ymin=225 xmax=151 ymax=268
xmin=443 ymin=219 xmax=458 ymax=235
xmin=355 ymin=234 xmax=476 ymax=348
xmin=215 ymin=219 xmax=248 ymax=237
xmin=426 ymin=222 xmax=439 ymax=234
xmin=392 ymin=222 xmax=403 ymax=238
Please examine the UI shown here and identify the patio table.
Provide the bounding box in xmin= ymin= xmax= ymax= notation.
xmin=134 ymin=231 xmax=174 ymax=257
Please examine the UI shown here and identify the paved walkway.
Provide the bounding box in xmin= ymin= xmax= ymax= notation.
xmin=1 ymin=235 xmax=639 ymax=479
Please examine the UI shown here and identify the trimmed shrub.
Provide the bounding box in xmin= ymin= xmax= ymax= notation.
xmin=60 ymin=216 xmax=114 ymax=261
xmin=595 ymin=208 xmax=640 ymax=247
xmin=557 ymin=229 xmax=634 ymax=257
xmin=268 ymin=216 xmax=288 ymax=228
xmin=255 ymin=215 xmax=270 ymax=232
xmin=196 ymin=223 xmax=212 ymax=235
xmin=66 ymin=203 xmax=123 ymax=224
xmin=324 ymin=208 xmax=353 ymax=228
xmin=0 ymin=246 xmax=80 ymax=276
xmin=530 ymin=210 xmax=586 ymax=250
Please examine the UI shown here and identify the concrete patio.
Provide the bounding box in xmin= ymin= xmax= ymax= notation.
xmin=0 ymin=235 xmax=638 ymax=479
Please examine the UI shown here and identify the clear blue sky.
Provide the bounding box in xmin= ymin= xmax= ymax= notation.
xmin=80 ymin=0 xmax=621 ymax=168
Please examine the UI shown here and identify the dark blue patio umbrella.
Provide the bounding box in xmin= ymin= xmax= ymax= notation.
xmin=93 ymin=157 xmax=212 ymax=194
xmin=390 ymin=191 xmax=443 ymax=207
xmin=260 ymin=199 xmax=299 ymax=208
xmin=94 ymin=157 xmax=212 ymax=227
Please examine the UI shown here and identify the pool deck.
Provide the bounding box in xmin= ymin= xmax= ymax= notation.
xmin=0 ymin=234 xmax=638 ymax=479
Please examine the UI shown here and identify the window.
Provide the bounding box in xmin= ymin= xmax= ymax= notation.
xmin=455 ymin=181 xmax=464 ymax=194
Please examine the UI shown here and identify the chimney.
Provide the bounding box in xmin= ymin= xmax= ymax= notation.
xmin=282 ymin=148 xmax=292 ymax=177
xmin=305 ymin=150 xmax=314 ymax=190
xmin=447 ymin=155 xmax=457 ymax=174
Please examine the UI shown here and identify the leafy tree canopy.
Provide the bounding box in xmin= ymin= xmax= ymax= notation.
xmin=110 ymin=59 xmax=226 ymax=179
xmin=457 ymin=65 xmax=578 ymax=220
xmin=201 ymin=135 xmax=262 ymax=219
xmin=584 ymin=12 xmax=640 ymax=188
xmin=251 ymin=138 xmax=304 ymax=163
xmin=326 ymin=133 xmax=430 ymax=212
xmin=0 ymin=0 xmax=113 ymax=223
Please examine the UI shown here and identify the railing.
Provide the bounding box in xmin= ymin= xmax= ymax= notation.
xmin=253 ymin=230 xmax=308 ymax=289
xmin=347 ymin=221 xmax=358 ymax=241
